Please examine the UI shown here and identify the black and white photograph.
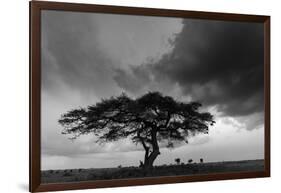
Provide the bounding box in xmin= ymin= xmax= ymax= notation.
xmin=40 ymin=9 xmax=265 ymax=184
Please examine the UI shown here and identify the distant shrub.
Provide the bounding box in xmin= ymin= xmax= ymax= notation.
xmin=49 ymin=170 xmax=53 ymax=174
xmin=139 ymin=161 xmax=144 ymax=168
xmin=188 ymin=159 xmax=193 ymax=164
xmin=78 ymin=169 xmax=82 ymax=172
xmin=118 ymin=165 xmax=122 ymax=169
xmin=175 ymin=158 xmax=181 ymax=165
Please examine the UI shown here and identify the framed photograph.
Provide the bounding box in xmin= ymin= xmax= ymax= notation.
xmin=30 ymin=1 xmax=270 ymax=192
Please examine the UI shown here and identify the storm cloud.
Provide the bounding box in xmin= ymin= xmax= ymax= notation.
xmin=115 ymin=19 xmax=264 ymax=117
xmin=41 ymin=10 xmax=182 ymax=99
xmin=41 ymin=11 xmax=120 ymax=99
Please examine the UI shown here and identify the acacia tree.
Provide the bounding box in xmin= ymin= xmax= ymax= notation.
xmin=59 ymin=92 xmax=215 ymax=170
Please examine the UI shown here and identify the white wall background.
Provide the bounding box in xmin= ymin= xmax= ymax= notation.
xmin=0 ymin=0 xmax=280 ymax=192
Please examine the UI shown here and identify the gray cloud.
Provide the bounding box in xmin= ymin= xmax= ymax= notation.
xmin=41 ymin=10 xmax=182 ymax=99
xmin=41 ymin=132 xmax=145 ymax=157
xmin=41 ymin=10 xmax=120 ymax=99
xmin=114 ymin=64 xmax=152 ymax=94
xmin=115 ymin=19 xmax=264 ymax=117
xmin=156 ymin=19 xmax=264 ymax=117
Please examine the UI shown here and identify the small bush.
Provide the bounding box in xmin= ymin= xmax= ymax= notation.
xmin=175 ymin=158 xmax=181 ymax=165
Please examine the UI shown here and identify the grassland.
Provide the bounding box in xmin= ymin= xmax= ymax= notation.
xmin=41 ymin=159 xmax=264 ymax=184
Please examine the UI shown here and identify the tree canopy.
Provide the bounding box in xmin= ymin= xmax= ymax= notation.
xmin=59 ymin=92 xmax=215 ymax=170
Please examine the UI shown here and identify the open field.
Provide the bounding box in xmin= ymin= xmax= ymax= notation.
xmin=41 ymin=159 xmax=264 ymax=184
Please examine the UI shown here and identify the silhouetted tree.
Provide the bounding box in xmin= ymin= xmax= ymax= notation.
xmin=59 ymin=92 xmax=215 ymax=171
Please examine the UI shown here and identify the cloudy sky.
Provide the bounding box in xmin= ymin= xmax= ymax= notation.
xmin=41 ymin=10 xmax=264 ymax=170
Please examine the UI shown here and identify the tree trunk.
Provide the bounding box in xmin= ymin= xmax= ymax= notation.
xmin=143 ymin=130 xmax=160 ymax=172
xmin=143 ymin=149 xmax=160 ymax=171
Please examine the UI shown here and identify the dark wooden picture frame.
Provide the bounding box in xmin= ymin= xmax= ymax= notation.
xmin=30 ymin=1 xmax=270 ymax=192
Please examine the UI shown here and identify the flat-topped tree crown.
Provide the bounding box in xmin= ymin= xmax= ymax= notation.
xmin=59 ymin=92 xmax=215 ymax=170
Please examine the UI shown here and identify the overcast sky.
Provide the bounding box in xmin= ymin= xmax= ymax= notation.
xmin=41 ymin=10 xmax=264 ymax=170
